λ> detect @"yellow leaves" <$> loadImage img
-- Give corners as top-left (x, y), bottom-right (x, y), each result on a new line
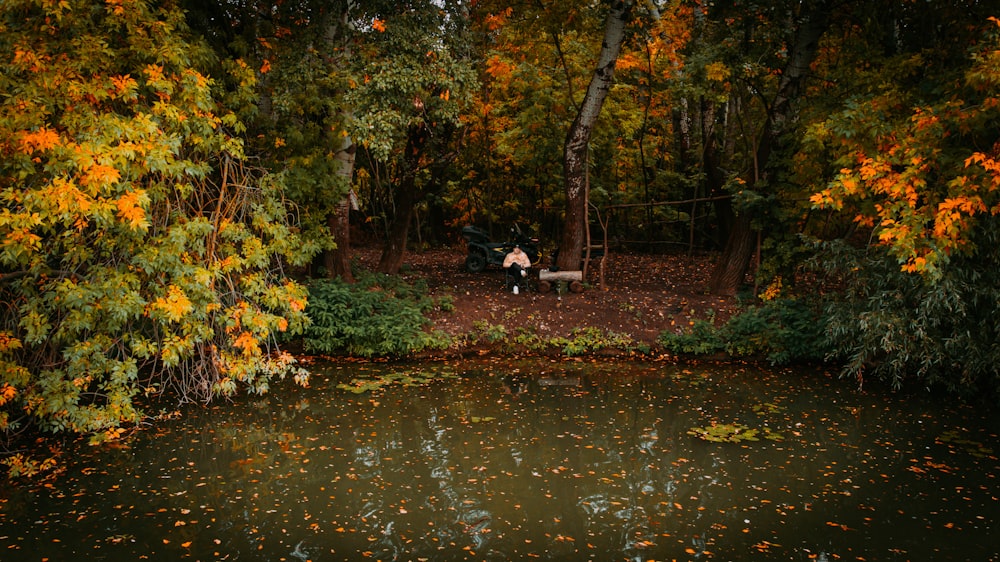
top-left (233, 331), bottom-right (261, 356)
top-left (615, 53), bottom-right (644, 72)
top-left (485, 56), bottom-right (513, 81)
top-left (759, 276), bottom-right (782, 302)
top-left (484, 7), bottom-right (512, 31)
top-left (809, 189), bottom-right (835, 208)
top-left (144, 63), bottom-right (164, 83)
top-left (932, 195), bottom-right (985, 246)
top-left (18, 128), bottom-right (61, 154)
top-left (705, 61), bottom-right (730, 82)
top-left (44, 177), bottom-right (92, 217)
top-left (840, 174), bottom-right (859, 195)
top-left (109, 74), bottom-right (137, 98)
top-left (152, 285), bottom-right (193, 323)
top-left (0, 332), bottom-right (23, 354)
top-left (106, 0), bottom-right (126, 16)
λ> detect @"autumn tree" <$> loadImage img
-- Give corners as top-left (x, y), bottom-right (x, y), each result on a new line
top-left (464, 1), bottom-right (690, 263)
top-left (806, 13), bottom-right (1000, 392)
top-left (184, 0), bottom-right (358, 281)
top-left (690, 0), bottom-right (833, 295)
top-left (343, 1), bottom-right (477, 274)
top-left (0, 0), bottom-right (313, 439)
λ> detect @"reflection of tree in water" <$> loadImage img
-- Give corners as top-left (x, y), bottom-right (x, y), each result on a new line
top-left (19, 359), bottom-right (999, 561)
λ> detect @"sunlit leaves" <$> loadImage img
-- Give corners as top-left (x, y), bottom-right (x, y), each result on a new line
top-left (809, 20), bottom-right (1000, 279)
top-left (0, 0), bottom-right (312, 440)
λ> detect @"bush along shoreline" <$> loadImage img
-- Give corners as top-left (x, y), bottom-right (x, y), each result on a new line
top-left (301, 272), bottom-right (832, 363)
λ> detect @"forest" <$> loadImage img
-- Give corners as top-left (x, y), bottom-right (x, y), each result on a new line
top-left (1, 0), bottom-right (999, 459)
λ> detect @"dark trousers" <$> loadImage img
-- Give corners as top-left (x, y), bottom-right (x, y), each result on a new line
top-left (507, 264), bottom-right (526, 288)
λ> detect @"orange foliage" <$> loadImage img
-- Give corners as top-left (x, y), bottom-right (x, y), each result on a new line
top-left (233, 331), bottom-right (260, 356)
top-left (18, 128), bottom-right (61, 153)
top-left (80, 163), bottom-right (121, 189)
top-left (115, 190), bottom-right (148, 230)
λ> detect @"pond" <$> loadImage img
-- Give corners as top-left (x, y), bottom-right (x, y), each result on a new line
top-left (1, 358), bottom-right (998, 561)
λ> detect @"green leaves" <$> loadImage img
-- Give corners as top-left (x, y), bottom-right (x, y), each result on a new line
top-left (687, 423), bottom-right (784, 443)
top-left (303, 273), bottom-right (452, 358)
top-left (0, 0), bottom-right (313, 438)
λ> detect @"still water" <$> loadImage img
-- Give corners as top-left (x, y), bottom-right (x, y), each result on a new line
top-left (1, 358), bottom-right (998, 561)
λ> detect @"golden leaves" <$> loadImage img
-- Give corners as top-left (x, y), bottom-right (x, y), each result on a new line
top-left (80, 163), bottom-right (121, 189)
top-left (109, 74), bottom-right (137, 98)
top-left (18, 128), bottom-right (61, 153)
top-left (0, 383), bottom-right (17, 406)
top-left (484, 8), bottom-right (512, 31)
top-left (233, 331), bottom-right (261, 356)
top-left (485, 56), bottom-right (513, 81)
top-left (106, 0), bottom-right (126, 16)
top-left (152, 285), bottom-right (193, 323)
top-left (115, 190), bottom-right (149, 230)
top-left (705, 61), bottom-right (730, 82)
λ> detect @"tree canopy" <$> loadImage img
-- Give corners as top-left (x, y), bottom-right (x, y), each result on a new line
top-left (3, 0), bottom-right (1000, 442)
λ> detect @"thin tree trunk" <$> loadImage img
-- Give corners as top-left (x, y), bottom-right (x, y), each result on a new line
top-left (557, 0), bottom-right (632, 272)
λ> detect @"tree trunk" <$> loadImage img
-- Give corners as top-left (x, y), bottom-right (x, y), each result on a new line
top-left (707, 213), bottom-right (754, 296)
top-left (376, 124), bottom-right (429, 274)
top-left (325, 134), bottom-right (356, 281)
top-left (707, 1), bottom-right (830, 295)
top-left (323, 3), bottom-right (357, 281)
top-left (557, 0), bottom-right (632, 272)
top-left (326, 197), bottom-right (354, 281)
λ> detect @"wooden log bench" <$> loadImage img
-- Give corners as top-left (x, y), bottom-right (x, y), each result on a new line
top-left (537, 269), bottom-right (584, 294)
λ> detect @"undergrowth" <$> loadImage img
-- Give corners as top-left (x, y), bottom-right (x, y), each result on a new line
top-left (468, 323), bottom-right (649, 356)
top-left (302, 273), bottom-right (452, 357)
top-left (659, 297), bottom-right (829, 364)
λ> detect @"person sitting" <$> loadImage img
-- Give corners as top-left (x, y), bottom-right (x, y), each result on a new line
top-left (503, 245), bottom-right (531, 292)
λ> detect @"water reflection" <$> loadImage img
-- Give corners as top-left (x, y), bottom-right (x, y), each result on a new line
top-left (1, 358), bottom-right (998, 561)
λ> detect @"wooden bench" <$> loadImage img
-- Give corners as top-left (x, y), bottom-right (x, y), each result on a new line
top-left (537, 269), bottom-right (584, 293)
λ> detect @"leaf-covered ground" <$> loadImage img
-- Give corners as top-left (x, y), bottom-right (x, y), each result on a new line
top-left (353, 246), bottom-right (739, 350)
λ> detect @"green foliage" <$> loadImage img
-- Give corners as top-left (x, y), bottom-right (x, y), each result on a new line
top-left (687, 423), bottom-right (784, 443)
top-left (0, 0), bottom-right (314, 439)
top-left (722, 298), bottom-right (829, 364)
top-left (813, 235), bottom-right (1000, 396)
top-left (658, 320), bottom-right (726, 355)
top-left (552, 327), bottom-right (645, 356)
top-left (465, 322), bottom-right (645, 356)
top-left (470, 321), bottom-right (509, 344)
top-left (659, 298), bottom-right (829, 365)
top-left (336, 368), bottom-right (459, 394)
top-left (302, 273), bottom-right (451, 357)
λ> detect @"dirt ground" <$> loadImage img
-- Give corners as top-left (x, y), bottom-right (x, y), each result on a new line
top-left (353, 245), bottom-right (740, 349)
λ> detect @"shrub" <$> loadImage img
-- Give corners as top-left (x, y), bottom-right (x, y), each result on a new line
top-left (814, 237), bottom-right (1000, 395)
top-left (554, 327), bottom-right (641, 356)
top-left (302, 273), bottom-right (451, 357)
top-left (658, 298), bottom-right (829, 364)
